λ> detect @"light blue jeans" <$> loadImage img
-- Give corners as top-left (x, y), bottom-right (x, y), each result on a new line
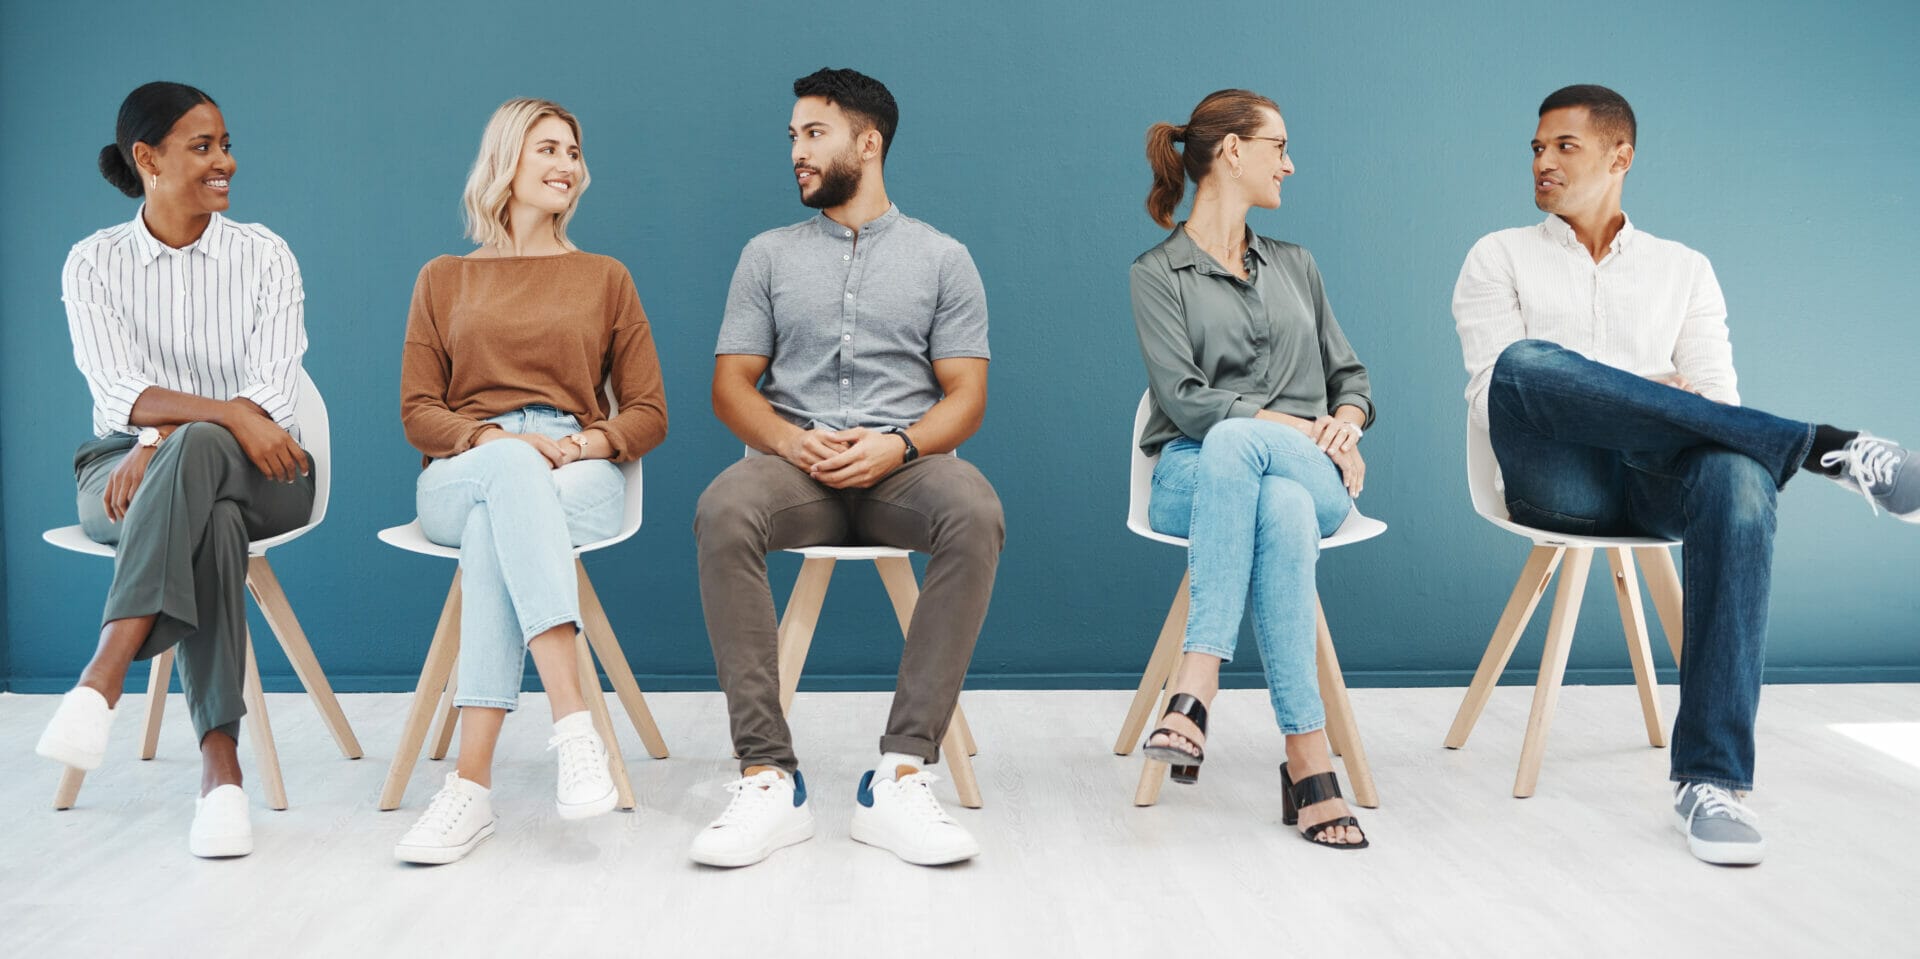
top-left (1147, 418), bottom-right (1354, 734)
top-left (417, 406), bottom-right (625, 711)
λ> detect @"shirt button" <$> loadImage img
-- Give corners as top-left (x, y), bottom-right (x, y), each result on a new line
top-left (843, 254), bottom-right (851, 261)
top-left (841, 378), bottom-right (850, 386)
top-left (844, 230), bottom-right (852, 237)
top-left (842, 334), bottom-right (852, 342)
top-left (845, 292), bottom-right (854, 299)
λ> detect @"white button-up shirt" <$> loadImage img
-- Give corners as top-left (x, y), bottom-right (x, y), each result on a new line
top-left (62, 208), bottom-right (307, 439)
top-left (1452, 213), bottom-right (1738, 431)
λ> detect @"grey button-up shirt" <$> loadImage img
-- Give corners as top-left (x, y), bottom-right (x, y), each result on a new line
top-left (717, 205), bottom-right (989, 431)
top-left (1131, 225), bottom-right (1373, 455)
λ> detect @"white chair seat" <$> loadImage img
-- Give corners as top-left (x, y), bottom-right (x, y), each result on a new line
top-left (784, 544), bottom-right (914, 560)
top-left (1126, 504), bottom-right (1388, 551)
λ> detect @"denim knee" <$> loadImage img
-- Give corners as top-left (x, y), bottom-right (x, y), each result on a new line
top-left (1688, 450), bottom-right (1778, 531)
top-left (1255, 478), bottom-right (1320, 554)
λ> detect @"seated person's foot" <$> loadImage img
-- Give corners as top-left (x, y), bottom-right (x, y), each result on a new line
top-left (689, 767), bottom-right (815, 868)
top-left (36, 686), bottom-right (116, 770)
top-left (1673, 782), bottom-right (1765, 866)
top-left (547, 710), bottom-right (616, 820)
top-left (1821, 434), bottom-right (1920, 523)
top-left (190, 784), bottom-right (253, 859)
top-left (850, 760), bottom-right (979, 866)
top-left (394, 773), bottom-right (495, 865)
top-left (1283, 741), bottom-right (1366, 847)
top-left (1143, 688), bottom-right (1214, 763)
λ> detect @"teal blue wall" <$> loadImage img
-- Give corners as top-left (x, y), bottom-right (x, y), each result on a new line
top-left (4, 0), bottom-right (1917, 694)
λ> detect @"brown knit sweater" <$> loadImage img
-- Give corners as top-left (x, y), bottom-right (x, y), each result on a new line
top-left (401, 251), bottom-right (667, 463)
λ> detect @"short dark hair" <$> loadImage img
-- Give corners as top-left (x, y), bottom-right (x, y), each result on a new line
top-left (1539, 84), bottom-right (1636, 147)
top-left (99, 81), bottom-right (217, 198)
top-left (793, 67), bottom-right (899, 161)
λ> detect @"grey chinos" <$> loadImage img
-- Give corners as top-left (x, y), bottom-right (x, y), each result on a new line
top-left (74, 422), bottom-right (314, 742)
top-left (696, 454), bottom-right (1004, 772)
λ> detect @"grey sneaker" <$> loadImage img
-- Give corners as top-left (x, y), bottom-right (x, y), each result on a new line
top-left (1673, 782), bottom-right (1766, 865)
top-left (1820, 433), bottom-right (1920, 523)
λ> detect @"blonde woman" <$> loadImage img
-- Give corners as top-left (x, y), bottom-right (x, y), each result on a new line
top-left (393, 98), bottom-right (668, 864)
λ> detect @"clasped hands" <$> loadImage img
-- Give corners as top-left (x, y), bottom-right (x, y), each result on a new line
top-left (478, 428), bottom-right (603, 467)
top-left (778, 427), bottom-right (906, 489)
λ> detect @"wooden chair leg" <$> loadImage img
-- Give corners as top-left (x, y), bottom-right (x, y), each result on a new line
top-left (141, 648), bottom-right (176, 760)
top-left (380, 573), bottom-right (463, 811)
top-left (942, 707), bottom-right (983, 808)
top-left (1608, 549), bottom-right (1667, 748)
top-left (954, 706), bottom-right (979, 758)
top-left (1514, 548), bottom-right (1594, 798)
top-left (53, 767), bottom-right (87, 810)
top-left (576, 632), bottom-right (635, 811)
top-left (428, 675), bottom-right (459, 761)
top-left (1134, 747), bottom-right (1170, 807)
top-left (1637, 546), bottom-right (1685, 665)
top-left (576, 562), bottom-right (668, 759)
top-left (1314, 596), bottom-right (1378, 809)
top-left (242, 634), bottom-right (289, 811)
top-left (776, 558), bottom-right (837, 715)
top-left (246, 556), bottom-right (363, 760)
top-left (1446, 546), bottom-right (1565, 748)
top-left (1115, 570), bottom-right (1190, 755)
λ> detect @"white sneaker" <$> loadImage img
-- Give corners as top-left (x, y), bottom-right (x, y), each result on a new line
top-left (688, 769), bottom-right (816, 867)
top-left (850, 768), bottom-right (980, 865)
top-left (1673, 782), bottom-right (1767, 866)
top-left (36, 687), bottom-right (117, 771)
top-left (548, 710), bottom-right (617, 820)
top-left (394, 773), bottom-right (496, 865)
top-left (189, 784), bottom-right (254, 859)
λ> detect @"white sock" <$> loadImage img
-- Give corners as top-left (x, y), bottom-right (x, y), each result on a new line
top-left (875, 752), bottom-right (922, 781)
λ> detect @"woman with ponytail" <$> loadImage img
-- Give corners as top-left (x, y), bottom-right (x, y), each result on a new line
top-left (37, 82), bottom-right (315, 858)
top-left (1131, 89), bottom-right (1376, 849)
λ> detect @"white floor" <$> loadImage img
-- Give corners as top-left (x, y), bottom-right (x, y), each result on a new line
top-left (2, 683), bottom-right (1917, 957)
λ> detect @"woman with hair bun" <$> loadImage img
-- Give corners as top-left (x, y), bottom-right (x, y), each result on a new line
top-left (36, 81), bottom-right (315, 858)
top-left (1131, 89), bottom-right (1375, 848)
top-left (391, 98), bottom-right (667, 864)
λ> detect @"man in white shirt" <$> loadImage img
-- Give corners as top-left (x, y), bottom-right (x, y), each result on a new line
top-left (1452, 84), bottom-right (1917, 866)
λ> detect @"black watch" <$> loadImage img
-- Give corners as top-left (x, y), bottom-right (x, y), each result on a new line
top-left (881, 425), bottom-right (919, 463)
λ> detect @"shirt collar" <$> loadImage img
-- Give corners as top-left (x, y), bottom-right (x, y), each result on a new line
top-left (814, 203), bottom-right (901, 239)
top-left (1162, 222), bottom-right (1267, 276)
top-left (128, 205), bottom-right (227, 265)
top-left (1540, 211), bottom-right (1637, 255)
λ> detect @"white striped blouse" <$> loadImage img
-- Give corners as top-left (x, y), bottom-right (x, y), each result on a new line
top-left (62, 207), bottom-right (307, 439)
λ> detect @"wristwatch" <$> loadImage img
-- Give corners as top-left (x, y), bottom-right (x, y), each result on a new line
top-left (880, 425), bottom-right (919, 463)
top-left (136, 427), bottom-right (161, 448)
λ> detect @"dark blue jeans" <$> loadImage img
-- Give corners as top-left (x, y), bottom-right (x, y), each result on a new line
top-left (1488, 340), bottom-right (1817, 791)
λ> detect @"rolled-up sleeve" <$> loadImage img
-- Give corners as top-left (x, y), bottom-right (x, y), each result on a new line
top-left (63, 246), bottom-right (155, 435)
top-left (1672, 251), bottom-right (1739, 406)
top-left (232, 238), bottom-right (306, 430)
top-left (1305, 252), bottom-right (1374, 428)
top-left (1131, 253), bottom-right (1260, 438)
top-left (1452, 235), bottom-right (1529, 432)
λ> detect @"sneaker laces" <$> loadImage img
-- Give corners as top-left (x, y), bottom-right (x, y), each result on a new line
top-left (414, 778), bottom-right (475, 836)
top-left (711, 772), bottom-right (785, 829)
top-left (893, 771), bottom-right (958, 825)
top-left (547, 727), bottom-right (608, 792)
top-left (1821, 435), bottom-right (1902, 515)
top-left (1683, 783), bottom-right (1760, 827)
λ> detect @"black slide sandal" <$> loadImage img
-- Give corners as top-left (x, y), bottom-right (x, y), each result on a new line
top-left (1280, 762), bottom-right (1370, 850)
top-left (1142, 693), bottom-right (1209, 784)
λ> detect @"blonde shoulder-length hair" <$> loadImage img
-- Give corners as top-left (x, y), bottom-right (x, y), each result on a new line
top-left (461, 98), bottom-right (590, 249)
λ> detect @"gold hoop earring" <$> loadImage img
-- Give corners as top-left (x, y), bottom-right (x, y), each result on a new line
top-left (149, 174), bottom-right (158, 190)
top-left (1230, 166), bottom-right (1243, 180)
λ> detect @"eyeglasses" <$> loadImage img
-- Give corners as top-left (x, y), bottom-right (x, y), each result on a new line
top-left (1238, 135), bottom-right (1289, 158)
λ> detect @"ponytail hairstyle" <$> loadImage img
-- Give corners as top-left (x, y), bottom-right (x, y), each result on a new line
top-left (462, 97), bottom-right (590, 250)
top-left (1144, 89), bottom-right (1282, 228)
top-left (99, 81), bottom-right (217, 198)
